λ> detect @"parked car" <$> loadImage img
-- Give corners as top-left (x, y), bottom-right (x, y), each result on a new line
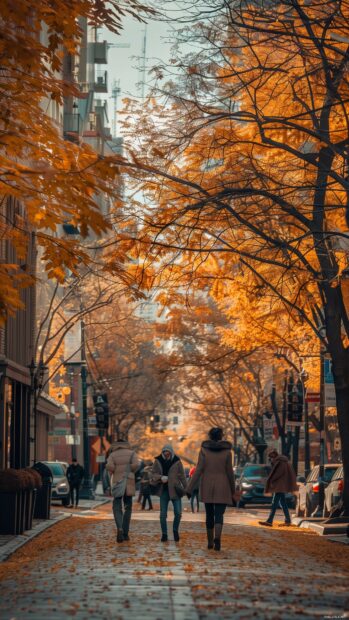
top-left (324, 465), bottom-right (343, 517)
top-left (296, 464), bottom-right (340, 517)
top-left (237, 463), bottom-right (296, 509)
top-left (43, 461), bottom-right (70, 506)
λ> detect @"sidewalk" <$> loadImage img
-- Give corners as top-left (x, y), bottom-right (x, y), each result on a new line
top-left (0, 496), bottom-right (111, 563)
top-left (0, 504), bottom-right (348, 619)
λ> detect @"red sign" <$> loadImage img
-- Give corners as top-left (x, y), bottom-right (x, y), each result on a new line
top-left (305, 392), bottom-right (320, 403)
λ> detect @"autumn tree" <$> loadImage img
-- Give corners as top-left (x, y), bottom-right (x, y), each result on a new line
top-left (118, 0), bottom-right (349, 510)
top-left (0, 0), bottom-right (152, 319)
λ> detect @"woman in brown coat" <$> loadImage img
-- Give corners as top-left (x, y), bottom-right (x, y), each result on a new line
top-left (106, 439), bottom-right (140, 543)
top-left (187, 427), bottom-right (235, 551)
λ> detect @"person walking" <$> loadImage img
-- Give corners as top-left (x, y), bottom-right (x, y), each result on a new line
top-left (188, 466), bottom-right (200, 513)
top-left (150, 444), bottom-right (186, 542)
top-left (259, 450), bottom-right (298, 527)
top-left (140, 462), bottom-right (153, 510)
top-left (187, 427), bottom-right (235, 551)
top-left (66, 458), bottom-right (85, 508)
top-left (106, 438), bottom-right (140, 543)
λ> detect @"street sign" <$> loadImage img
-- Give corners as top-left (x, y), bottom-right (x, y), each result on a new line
top-left (96, 455), bottom-right (106, 463)
top-left (66, 435), bottom-right (81, 445)
top-left (305, 392), bottom-right (320, 403)
top-left (48, 429), bottom-right (69, 436)
top-left (88, 428), bottom-right (99, 436)
top-left (324, 359), bottom-right (336, 407)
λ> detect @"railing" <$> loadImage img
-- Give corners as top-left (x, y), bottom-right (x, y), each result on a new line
top-left (91, 41), bottom-right (108, 64)
top-left (63, 113), bottom-right (82, 135)
top-left (94, 70), bottom-right (108, 93)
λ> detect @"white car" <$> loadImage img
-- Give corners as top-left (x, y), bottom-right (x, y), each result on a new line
top-left (43, 461), bottom-right (70, 506)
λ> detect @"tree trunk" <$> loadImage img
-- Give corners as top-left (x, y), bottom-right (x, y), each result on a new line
top-left (333, 380), bottom-right (349, 514)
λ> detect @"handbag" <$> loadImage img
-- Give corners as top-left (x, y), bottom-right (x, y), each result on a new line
top-left (174, 482), bottom-right (186, 498)
top-left (111, 452), bottom-right (134, 498)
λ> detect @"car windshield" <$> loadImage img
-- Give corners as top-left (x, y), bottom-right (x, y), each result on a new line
top-left (324, 467), bottom-right (339, 483)
top-left (243, 465), bottom-right (271, 478)
top-left (47, 463), bottom-right (64, 477)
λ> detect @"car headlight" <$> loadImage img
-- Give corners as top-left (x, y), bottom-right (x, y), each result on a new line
top-left (57, 483), bottom-right (68, 490)
top-left (242, 482), bottom-right (253, 489)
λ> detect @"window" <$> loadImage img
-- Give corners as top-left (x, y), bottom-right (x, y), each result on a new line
top-left (47, 463), bottom-right (65, 476)
top-left (324, 466), bottom-right (339, 483)
top-left (243, 465), bottom-right (271, 478)
top-left (332, 466), bottom-right (344, 481)
top-left (308, 466), bottom-right (319, 482)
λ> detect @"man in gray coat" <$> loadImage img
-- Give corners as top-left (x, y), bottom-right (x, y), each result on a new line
top-left (150, 444), bottom-right (186, 542)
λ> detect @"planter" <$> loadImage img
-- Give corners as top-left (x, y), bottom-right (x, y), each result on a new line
top-left (24, 489), bottom-right (37, 531)
top-left (34, 482), bottom-right (51, 520)
top-left (0, 491), bottom-right (22, 535)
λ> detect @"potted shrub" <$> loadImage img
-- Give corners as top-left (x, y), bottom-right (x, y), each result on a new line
top-left (0, 469), bottom-right (25, 535)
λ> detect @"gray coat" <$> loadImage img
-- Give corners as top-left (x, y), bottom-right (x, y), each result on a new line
top-left (150, 455), bottom-right (187, 500)
top-left (187, 440), bottom-right (235, 504)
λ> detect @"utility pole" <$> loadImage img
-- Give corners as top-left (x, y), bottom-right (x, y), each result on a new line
top-left (80, 319), bottom-right (94, 500)
top-left (317, 345), bottom-right (326, 515)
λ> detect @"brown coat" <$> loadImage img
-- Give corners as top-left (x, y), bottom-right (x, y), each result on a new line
top-left (265, 455), bottom-right (298, 494)
top-left (106, 441), bottom-right (140, 496)
top-left (187, 440), bottom-right (235, 504)
top-left (150, 455), bottom-right (187, 500)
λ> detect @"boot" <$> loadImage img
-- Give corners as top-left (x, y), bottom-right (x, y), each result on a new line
top-left (214, 523), bottom-right (223, 551)
top-left (116, 530), bottom-right (124, 543)
top-left (206, 528), bottom-right (214, 549)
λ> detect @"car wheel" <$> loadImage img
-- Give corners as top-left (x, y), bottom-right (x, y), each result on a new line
top-left (62, 497), bottom-right (70, 507)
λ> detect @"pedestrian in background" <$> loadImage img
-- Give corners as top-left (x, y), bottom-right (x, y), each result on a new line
top-left (140, 461), bottom-right (153, 510)
top-left (187, 427), bottom-right (235, 551)
top-left (150, 444), bottom-right (186, 542)
top-left (188, 465), bottom-right (200, 513)
top-left (106, 438), bottom-right (140, 543)
top-left (259, 450), bottom-right (298, 527)
top-left (66, 458), bottom-right (85, 508)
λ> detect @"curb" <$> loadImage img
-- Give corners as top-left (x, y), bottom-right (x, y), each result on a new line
top-left (0, 513), bottom-right (71, 563)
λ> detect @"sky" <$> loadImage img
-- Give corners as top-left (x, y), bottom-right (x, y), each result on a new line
top-left (101, 15), bottom-right (173, 135)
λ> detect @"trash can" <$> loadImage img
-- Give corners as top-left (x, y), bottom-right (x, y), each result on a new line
top-left (32, 462), bottom-right (53, 519)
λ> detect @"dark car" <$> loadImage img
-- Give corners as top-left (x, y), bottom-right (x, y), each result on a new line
top-left (296, 464), bottom-right (340, 518)
top-left (237, 463), bottom-right (297, 509)
top-left (324, 465), bottom-right (343, 517)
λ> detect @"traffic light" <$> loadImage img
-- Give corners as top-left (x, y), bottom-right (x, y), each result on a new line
top-left (93, 393), bottom-right (109, 430)
top-left (287, 375), bottom-right (303, 424)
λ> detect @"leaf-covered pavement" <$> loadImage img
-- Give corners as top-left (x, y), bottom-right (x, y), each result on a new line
top-left (0, 504), bottom-right (348, 619)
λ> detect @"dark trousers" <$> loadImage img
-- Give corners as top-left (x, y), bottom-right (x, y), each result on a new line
top-left (113, 494), bottom-right (133, 535)
top-left (160, 487), bottom-right (182, 535)
top-left (70, 483), bottom-right (81, 506)
top-left (267, 492), bottom-right (291, 524)
top-left (205, 503), bottom-right (226, 528)
top-left (142, 494), bottom-right (153, 509)
top-left (190, 489), bottom-right (199, 512)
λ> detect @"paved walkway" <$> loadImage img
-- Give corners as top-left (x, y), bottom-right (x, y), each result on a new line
top-left (0, 504), bottom-right (348, 619)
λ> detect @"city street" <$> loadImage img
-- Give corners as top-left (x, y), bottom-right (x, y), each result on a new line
top-left (0, 503), bottom-right (348, 620)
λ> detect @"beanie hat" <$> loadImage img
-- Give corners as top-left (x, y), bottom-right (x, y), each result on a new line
top-left (161, 444), bottom-right (174, 459)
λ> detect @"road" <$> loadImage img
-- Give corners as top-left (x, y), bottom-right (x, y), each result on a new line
top-left (0, 502), bottom-right (348, 619)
